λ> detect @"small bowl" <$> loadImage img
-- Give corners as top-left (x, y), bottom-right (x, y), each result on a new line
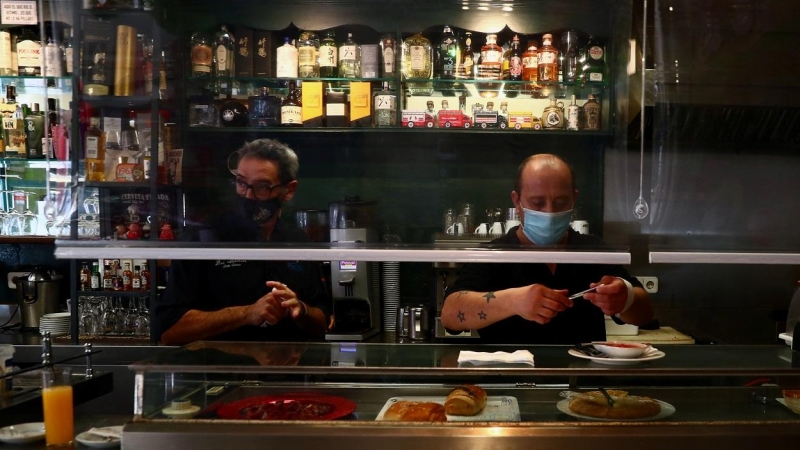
top-left (783, 390), bottom-right (800, 414)
top-left (591, 341), bottom-right (651, 358)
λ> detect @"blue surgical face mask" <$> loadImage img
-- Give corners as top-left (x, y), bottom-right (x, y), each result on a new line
top-left (520, 207), bottom-right (573, 245)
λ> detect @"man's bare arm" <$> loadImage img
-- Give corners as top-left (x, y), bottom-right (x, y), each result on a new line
top-left (160, 306), bottom-right (250, 346)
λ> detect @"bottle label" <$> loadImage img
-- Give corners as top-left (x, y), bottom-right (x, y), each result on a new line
top-left (409, 45), bottom-right (426, 71)
top-left (141, 277), bottom-right (148, 290)
top-left (276, 47), bottom-right (298, 78)
top-left (91, 275), bottom-right (100, 290)
top-left (339, 45), bottom-right (356, 62)
top-left (191, 44), bottom-right (212, 72)
top-left (566, 105), bottom-right (580, 130)
top-left (462, 55), bottom-right (473, 77)
top-left (281, 106), bottom-right (302, 124)
top-left (320, 46), bottom-right (337, 67)
top-left (374, 94), bottom-right (395, 111)
top-left (0, 31), bottom-right (12, 72)
top-left (123, 275), bottom-right (131, 286)
top-left (132, 278), bottom-right (141, 289)
top-left (86, 136), bottom-right (99, 159)
top-left (481, 49), bottom-right (502, 63)
top-left (65, 47), bottom-right (74, 74)
top-left (589, 72), bottom-right (603, 82)
top-left (216, 45), bottom-right (228, 68)
top-left (383, 47), bottom-right (394, 73)
top-left (509, 56), bottom-right (522, 77)
top-left (43, 45), bottom-right (63, 77)
top-left (298, 46), bottom-right (316, 66)
top-left (589, 46), bottom-right (604, 60)
top-left (522, 55), bottom-right (537, 70)
top-left (103, 278), bottom-right (113, 289)
top-left (17, 40), bottom-right (42, 75)
top-left (538, 51), bottom-right (556, 65)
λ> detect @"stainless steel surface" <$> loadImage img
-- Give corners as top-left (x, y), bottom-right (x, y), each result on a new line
top-left (649, 252), bottom-right (800, 265)
top-left (14, 268), bottom-right (62, 330)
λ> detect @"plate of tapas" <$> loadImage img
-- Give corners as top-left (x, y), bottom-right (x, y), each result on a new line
top-left (216, 393), bottom-right (356, 421)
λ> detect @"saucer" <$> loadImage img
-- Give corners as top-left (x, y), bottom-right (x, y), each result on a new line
top-left (568, 348), bottom-right (665, 365)
top-left (75, 426), bottom-right (123, 448)
top-left (162, 404), bottom-right (201, 418)
top-left (0, 422), bottom-right (45, 444)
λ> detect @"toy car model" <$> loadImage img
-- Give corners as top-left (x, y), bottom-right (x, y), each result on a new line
top-left (401, 111), bottom-right (435, 128)
top-left (438, 110), bottom-right (473, 128)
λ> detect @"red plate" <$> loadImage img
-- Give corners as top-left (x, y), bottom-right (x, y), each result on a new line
top-left (217, 393), bottom-right (356, 421)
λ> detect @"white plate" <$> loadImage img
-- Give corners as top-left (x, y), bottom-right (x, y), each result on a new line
top-left (556, 399), bottom-right (675, 421)
top-left (42, 312), bottom-right (71, 318)
top-left (568, 348), bottom-right (665, 365)
top-left (0, 422), bottom-right (45, 444)
top-left (162, 405), bottom-right (201, 418)
top-left (375, 396), bottom-right (521, 421)
top-left (75, 426), bottom-right (123, 448)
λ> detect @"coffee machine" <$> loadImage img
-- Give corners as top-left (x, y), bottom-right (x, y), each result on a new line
top-left (326, 197), bottom-right (381, 341)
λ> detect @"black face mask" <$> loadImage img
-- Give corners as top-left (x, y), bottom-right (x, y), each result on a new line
top-left (235, 196), bottom-right (282, 225)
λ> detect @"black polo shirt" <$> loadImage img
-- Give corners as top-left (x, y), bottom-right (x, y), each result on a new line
top-left (445, 228), bottom-right (642, 345)
top-left (154, 221), bottom-right (330, 342)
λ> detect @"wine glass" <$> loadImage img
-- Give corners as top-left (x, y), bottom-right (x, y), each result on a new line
top-left (101, 297), bottom-right (117, 335)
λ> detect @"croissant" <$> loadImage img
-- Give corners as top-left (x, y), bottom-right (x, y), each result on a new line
top-left (383, 401), bottom-right (447, 421)
top-left (444, 384), bottom-right (487, 416)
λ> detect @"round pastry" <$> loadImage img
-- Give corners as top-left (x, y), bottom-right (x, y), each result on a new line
top-left (383, 401), bottom-right (447, 421)
top-left (568, 390), bottom-right (661, 420)
top-left (444, 384), bottom-right (487, 416)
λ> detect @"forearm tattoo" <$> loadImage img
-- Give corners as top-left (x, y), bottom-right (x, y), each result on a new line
top-left (483, 292), bottom-right (496, 303)
top-left (478, 310), bottom-right (487, 320)
top-left (457, 310), bottom-right (466, 322)
top-left (456, 291), bottom-right (468, 300)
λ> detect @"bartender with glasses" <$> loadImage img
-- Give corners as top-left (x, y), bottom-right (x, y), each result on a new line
top-left (154, 139), bottom-right (329, 345)
top-left (442, 154), bottom-right (654, 344)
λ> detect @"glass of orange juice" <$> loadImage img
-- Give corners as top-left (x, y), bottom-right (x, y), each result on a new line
top-left (41, 367), bottom-right (74, 447)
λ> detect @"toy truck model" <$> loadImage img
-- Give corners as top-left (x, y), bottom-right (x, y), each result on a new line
top-left (401, 110), bottom-right (435, 128)
top-left (508, 112), bottom-right (543, 130)
top-left (438, 110), bottom-right (473, 128)
top-left (473, 110), bottom-right (508, 129)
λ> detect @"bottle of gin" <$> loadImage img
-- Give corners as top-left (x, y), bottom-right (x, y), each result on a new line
top-left (581, 36), bottom-right (606, 83)
top-left (190, 31), bottom-right (212, 78)
top-left (402, 31), bottom-right (432, 95)
top-left (319, 30), bottom-right (337, 77)
top-left (276, 37), bottom-right (298, 78)
top-left (298, 30), bottom-right (320, 78)
top-left (373, 82), bottom-right (396, 127)
top-left (24, 103), bottom-right (45, 158)
top-left (337, 33), bottom-right (361, 79)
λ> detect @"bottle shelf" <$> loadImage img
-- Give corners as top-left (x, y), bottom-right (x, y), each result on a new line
top-left (185, 126), bottom-right (610, 135)
top-left (188, 76), bottom-right (396, 84)
top-left (80, 96), bottom-right (157, 108)
top-left (77, 290), bottom-right (151, 297)
top-left (0, 75), bottom-right (73, 82)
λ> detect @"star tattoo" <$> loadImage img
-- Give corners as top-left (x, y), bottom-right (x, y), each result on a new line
top-left (478, 311), bottom-right (487, 320)
top-left (456, 291), bottom-right (468, 300)
top-left (483, 292), bottom-right (496, 303)
top-left (457, 310), bottom-right (466, 322)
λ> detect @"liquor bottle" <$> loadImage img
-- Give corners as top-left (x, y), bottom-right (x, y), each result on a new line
top-left (63, 29), bottom-right (74, 75)
top-left (142, 37), bottom-right (154, 96)
top-left (102, 264), bottom-right (113, 290)
top-left (477, 34), bottom-right (502, 98)
top-left (566, 95), bottom-right (581, 131)
top-left (85, 117), bottom-right (106, 182)
top-left (542, 98), bottom-right (565, 129)
top-left (297, 30), bottom-right (320, 78)
top-left (122, 262), bottom-right (133, 291)
top-left (132, 265), bottom-right (142, 291)
top-left (16, 26), bottom-right (42, 76)
top-left (276, 37), bottom-right (298, 78)
top-left (402, 31), bottom-right (432, 95)
top-left (337, 32), bottom-right (360, 79)
top-left (43, 35), bottom-right (64, 77)
top-left (46, 98), bottom-right (62, 160)
top-left (219, 97), bottom-right (248, 127)
top-left (80, 262), bottom-right (91, 291)
top-left (537, 33), bottom-right (559, 82)
top-left (435, 25), bottom-right (458, 82)
top-left (112, 262), bottom-right (123, 291)
top-left (91, 262), bottom-right (101, 291)
top-left (190, 31), bottom-right (212, 77)
top-left (581, 36), bottom-right (606, 83)
top-left (373, 82), bottom-right (396, 127)
top-left (214, 25), bottom-right (235, 78)
top-left (505, 35), bottom-right (523, 98)
top-left (380, 34), bottom-right (395, 78)
top-left (458, 31), bottom-right (474, 80)
top-left (159, 49), bottom-right (169, 100)
top-left (140, 264), bottom-right (150, 292)
top-left (3, 86), bottom-right (26, 158)
top-left (24, 103), bottom-right (45, 158)
top-left (319, 30), bottom-right (337, 77)
top-left (281, 81), bottom-right (302, 126)
top-left (85, 42), bottom-right (110, 96)
top-left (583, 93), bottom-right (601, 130)
top-left (560, 30), bottom-right (579, 83)
top-left (0, 29), bottom-right (14, 75)
top-left (522, 40), bottom-right (538, 96)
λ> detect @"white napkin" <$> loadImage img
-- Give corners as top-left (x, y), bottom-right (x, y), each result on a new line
top-left (457, 350), bottom-right (534, 366)
top-left (86, 427), bottom-right (122, 440)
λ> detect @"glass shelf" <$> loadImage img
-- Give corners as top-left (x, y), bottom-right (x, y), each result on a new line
top-left (0, 75), bottom-right (73, 82)
top-left (0, 158), bottom-right (72, 169)
top-left (185, 126), bottom-right (611, 136)
top-left (77, 290), bottom-right (151, 297)
top-left (80, 96), bottom-right (157, 107)
top-left (188, 76), bottom-right (397, 84)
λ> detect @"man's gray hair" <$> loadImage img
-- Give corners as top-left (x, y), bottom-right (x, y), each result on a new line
top-left (235, 139), bottom-right (299, 184)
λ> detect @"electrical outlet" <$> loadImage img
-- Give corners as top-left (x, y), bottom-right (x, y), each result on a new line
top-left (8, 272), bottom-right (28, 289)
top-left (635, 276), bottom-right (659, 294)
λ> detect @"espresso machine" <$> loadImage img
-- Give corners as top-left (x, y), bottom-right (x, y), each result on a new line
top-left (325, 197), bottom-right (381, 341)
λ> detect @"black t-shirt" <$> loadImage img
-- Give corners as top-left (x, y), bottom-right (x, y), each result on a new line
top-left (154, 220), bottom-right (330, 342)
top-left (445, 228), bottom-right (642, 345)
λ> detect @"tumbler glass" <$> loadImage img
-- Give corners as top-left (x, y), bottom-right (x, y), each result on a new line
top-left (41, 367), bottom-right (74, 447)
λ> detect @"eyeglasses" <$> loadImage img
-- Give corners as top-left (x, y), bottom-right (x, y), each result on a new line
top-left (231, 177), bottom-right (284, 199)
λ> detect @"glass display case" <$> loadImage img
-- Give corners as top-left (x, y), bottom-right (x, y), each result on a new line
top-left (121, 341), bottom-right (800, 449)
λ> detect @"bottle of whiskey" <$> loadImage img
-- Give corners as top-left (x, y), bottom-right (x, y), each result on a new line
top-left (581, 36), bottom-right (606, 83)
top-left (522, 40), bottom-right (538, 96)
top-left (373, 82), bottom-right (396, 127)
top-left (477, 34), bottom-right (502, 98)
top-left (583, 93), bottom-right (601, 130)
top-left (80, 262), bottom-right (91, 291)
top-left (16, 26), bottom-right (42, 76)
top-left (140, 264), bottom-right (150, 292)
top-left (102, 264), bottom-right (113, 290)
top-left (24, 103), bottom-right (45, 158)
top-left (337, 33), bottom-right (361, 79)
top-left (402, 31), bottom-right (432, 96)
top-left (122, 262), bottom-right (133, 291)
top-left (505, 35), bottom-right (523, 98)
top-left (276, 37), bottom-right (298, 78)
top-left (297, 30), bottom-right (320, 78)
top-left (90, 262), bottom-right (101, 291)
top-left (537, 33), bottom-right (559, 82)
top-left (85, 117), bottom-right (106, 182)
top-left (319, 30), bottom-right (337, 77)
top-left (132, 265), bottom-right (142, 291)
top-left (458, 31), bottom-right (474, 80)
top-left (190, 31), bottom-right (212, 77)
top-left (280, 81), bottom-right (302, 126)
